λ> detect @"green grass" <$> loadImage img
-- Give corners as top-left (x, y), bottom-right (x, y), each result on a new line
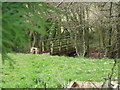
top-left (2, 53), bottom-right (118, 88)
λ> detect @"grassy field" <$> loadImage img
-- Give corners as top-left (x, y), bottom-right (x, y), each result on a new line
top-left (2, 53), bottom-right (118, 88)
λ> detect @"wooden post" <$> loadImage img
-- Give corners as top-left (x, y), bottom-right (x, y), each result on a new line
top-left (67, 36), bottom-right (70, 52)
top-left (42, 41), bottom-right (45, 53)
top-left (59, 37), bottom-right (62, 55)
top-left (65, 36), bottom-right (67, 55)
top-left (50, 40), bottom-right (54, 55)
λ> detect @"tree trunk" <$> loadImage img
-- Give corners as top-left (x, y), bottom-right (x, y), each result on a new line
top-left (107, 2), bottom-right (113, 58)
top-left (108, 2), bottom-right (113, 46)
top-left (83, 28), bottom-right (89, 57)
top-left (83, 6), bottom-right (89, 57)
top-left (116, 2), bottom-right (120, 86)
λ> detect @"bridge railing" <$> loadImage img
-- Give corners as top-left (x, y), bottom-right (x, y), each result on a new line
top-left (39, 36), bottom-right (75, 55)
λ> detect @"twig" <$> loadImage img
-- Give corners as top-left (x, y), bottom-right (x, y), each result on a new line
top-left (66, 2), bottom-right (73, 9)
top-left (56, 0), bottom-right (64, 8)
top-left (102, 59), bottom-right (117, 88)
top-left (88, 80), bottom-right (98, 88)
top-left (108, 59), bottom-right (117, 81)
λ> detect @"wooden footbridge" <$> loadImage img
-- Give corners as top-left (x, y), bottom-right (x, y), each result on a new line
top-left (37, 36), bottom-right (76, 56)
top-left (30, 36), bottom-right (106, 58)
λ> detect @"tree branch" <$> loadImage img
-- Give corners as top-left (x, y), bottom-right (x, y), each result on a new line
top-left (56, 0), bottom-right (64, 8)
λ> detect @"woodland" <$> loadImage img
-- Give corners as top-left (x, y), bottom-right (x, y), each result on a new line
top-left (2, 2), bottom-right (120, 59)
top-left (1, 2), bottom-right (120, 88)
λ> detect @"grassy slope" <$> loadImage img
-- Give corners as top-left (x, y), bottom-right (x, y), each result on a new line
top-left (2, 53), bottom-right (118, 88)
